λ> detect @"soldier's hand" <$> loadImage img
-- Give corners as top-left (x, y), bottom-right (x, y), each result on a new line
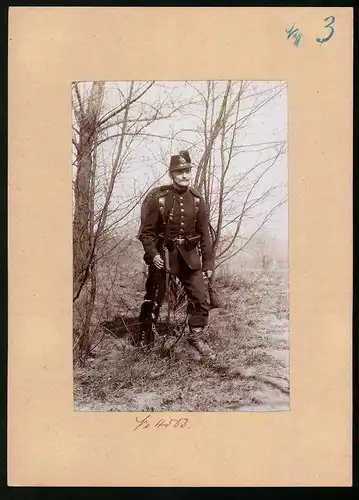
top-left (203, 270), bottom-right (212, 279)
top-left (153, 254), bottom-right (164, 269)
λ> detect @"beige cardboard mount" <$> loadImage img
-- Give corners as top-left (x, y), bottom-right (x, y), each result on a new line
top-left (8, 7), bottom-right (352, 487)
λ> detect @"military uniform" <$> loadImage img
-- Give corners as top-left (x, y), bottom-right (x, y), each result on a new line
top-left (138, 151), bottom-right (215, 357)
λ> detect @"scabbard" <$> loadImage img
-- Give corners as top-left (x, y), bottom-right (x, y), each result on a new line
top-left (164, 247), bottom-right (170, 292)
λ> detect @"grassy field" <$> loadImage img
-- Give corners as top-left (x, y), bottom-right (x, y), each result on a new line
top-left (73, 269), bottom-right (289, 412)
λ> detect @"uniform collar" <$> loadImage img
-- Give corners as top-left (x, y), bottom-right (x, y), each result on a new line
top-left (170, 184), bottom-right (189, 195)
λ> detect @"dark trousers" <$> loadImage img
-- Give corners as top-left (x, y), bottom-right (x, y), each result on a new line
top-left (140, 253), bottom-right (209, 328)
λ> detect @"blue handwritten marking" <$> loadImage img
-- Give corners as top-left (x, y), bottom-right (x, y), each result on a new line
top-left (316, 16), bottom-right (335, 44)
top-left (285, 23), bottom-right (302, 47)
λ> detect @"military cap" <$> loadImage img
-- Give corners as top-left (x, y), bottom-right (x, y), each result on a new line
top-left (169, 150), bottom-right (192, 173)
top-left (178, 150), bottom-right (191, 163)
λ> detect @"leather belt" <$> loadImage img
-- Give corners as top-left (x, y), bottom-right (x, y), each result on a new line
top-left (158, 234), bottom-right (186, 248)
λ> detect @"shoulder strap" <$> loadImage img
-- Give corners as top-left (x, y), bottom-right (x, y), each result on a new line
top-left (189, 186), bottom-right (202, 198)
top-left (158, 196), bottom-right (166, 222)
top-left (193, 196), bottom-right (200, 226)
top-left (137, 187), bottom-right (169, 238)
top-left (162, 194), bottom-right (176, 250)
top-left (158, 191), bottom-right (176, 224)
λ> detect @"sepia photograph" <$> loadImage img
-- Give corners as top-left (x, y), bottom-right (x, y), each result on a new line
top-left (8, 6), bottom-right (352, 486)
top-left (72, 80), bottom-right (289, 412)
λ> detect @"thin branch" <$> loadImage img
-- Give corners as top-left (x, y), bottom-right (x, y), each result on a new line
top-left (98, 81), bottom-right (155, 128)
top-left (216, 199), bottom-right (287, 268)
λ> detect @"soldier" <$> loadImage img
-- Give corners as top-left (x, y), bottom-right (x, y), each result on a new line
top-left (138, 150), bottom-right (215, 358)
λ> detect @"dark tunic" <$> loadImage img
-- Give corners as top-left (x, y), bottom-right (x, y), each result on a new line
top-left (138, 184), bottom-right (214, 328)
top-left (139, 185), bottom-right (214, 274)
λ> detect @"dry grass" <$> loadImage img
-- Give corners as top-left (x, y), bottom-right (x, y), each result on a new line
top-left (73, 269), bottom-right (289, 412)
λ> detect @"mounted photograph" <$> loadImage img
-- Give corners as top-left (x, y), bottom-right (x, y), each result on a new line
top-left (72, 80), bottom-right (289, 412)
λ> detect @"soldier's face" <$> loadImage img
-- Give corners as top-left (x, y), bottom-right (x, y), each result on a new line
top-left (171, 168), bottom-right (191, 188)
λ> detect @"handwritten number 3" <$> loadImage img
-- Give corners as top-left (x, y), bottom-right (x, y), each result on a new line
top-left (316, 16), bottom-right (335, 44)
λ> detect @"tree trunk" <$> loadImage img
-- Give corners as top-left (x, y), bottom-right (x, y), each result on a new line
top-left (73, 81), bottom-right (105, 301)
top-left (79, 260), bottom-right (97, 361)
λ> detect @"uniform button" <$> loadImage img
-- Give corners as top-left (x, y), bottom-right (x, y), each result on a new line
top-left (180, 203), bottom-right (183, 206)
top-left (180, 209), bottom-right (184, 212)
top-left (179, 197), bottom-right (183, 200)
top-left (180, 222), bottom-right (184, 225)
top-left (180, 229), bottom-right (184, 233)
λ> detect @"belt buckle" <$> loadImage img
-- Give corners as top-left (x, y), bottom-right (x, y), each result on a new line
top-left (176, 236), bottom-right (185, 245)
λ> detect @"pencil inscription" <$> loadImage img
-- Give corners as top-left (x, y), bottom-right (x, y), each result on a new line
top-left (133, 414), bottom-right (190, 431)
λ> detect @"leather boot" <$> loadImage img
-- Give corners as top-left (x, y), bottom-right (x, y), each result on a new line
top-left (138, 329), bottom-right (146, 347)
top-left (138, 324), bottom-right (156, 348)
top-left (188, 327), bottom-right (215, 359)
top-left (138, 300), bottom-right (156, 348)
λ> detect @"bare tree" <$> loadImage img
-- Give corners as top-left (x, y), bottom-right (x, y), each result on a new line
top-left (72, 81), bottom-right (191, 360)
top-left (185, 81), bottom-right (287, 306)
top-left (72, 80), bottom-right (287, 361)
